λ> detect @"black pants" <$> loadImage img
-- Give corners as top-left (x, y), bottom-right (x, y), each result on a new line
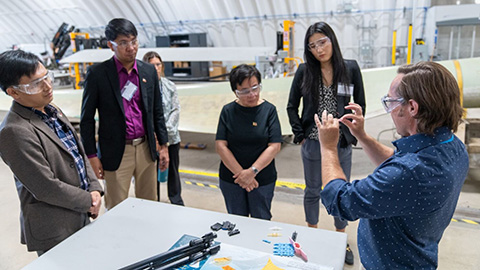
top-left (158, 143), bottom-right (184, 205)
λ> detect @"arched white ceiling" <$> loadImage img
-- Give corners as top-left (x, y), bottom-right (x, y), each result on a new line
top-left (0, 0), bottom-right (450, 67)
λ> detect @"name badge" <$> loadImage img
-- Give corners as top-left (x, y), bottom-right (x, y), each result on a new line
top-left (337, 83), bottom-right (354, 97)
top-left (121, 80), bottom-right (138, 101)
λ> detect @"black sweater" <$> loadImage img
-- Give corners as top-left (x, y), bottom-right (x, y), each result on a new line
top-left (286, 60), bottom-right (366, 146)
top-left (216, 100), bottom-right (282, 185)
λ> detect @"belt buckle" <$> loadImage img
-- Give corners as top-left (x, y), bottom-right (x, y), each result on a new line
top-left (132, 137), bottom-right (143, 146)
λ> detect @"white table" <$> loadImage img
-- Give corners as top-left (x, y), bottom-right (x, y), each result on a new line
top-left (23, 198), bottom-right (346, 270)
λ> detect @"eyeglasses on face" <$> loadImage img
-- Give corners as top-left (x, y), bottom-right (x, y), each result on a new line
top-left (308, 36), bottom-right (331, 51)
top-left (235, 84), bottom-right (262, 96)
top-left (381, 94), bottom-right (405, 113)
top-left (110, 39), bottom-right (139, 49)
top-left (13, 71), bottom-right (54, 95)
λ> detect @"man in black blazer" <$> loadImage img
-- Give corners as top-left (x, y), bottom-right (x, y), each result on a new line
top-left (81, 18), bottom-right (169, 210)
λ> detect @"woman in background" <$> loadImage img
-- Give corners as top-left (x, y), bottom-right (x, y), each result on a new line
top-left (215, 64), bottom-right (282, 220)
top-left (143, 51), bottom-right (184, 206)
top-left (286, 22), bottom-right (366, 265)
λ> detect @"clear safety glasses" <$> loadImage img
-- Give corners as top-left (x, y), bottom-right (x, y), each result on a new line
top-left (381, 94), bottom-right (405, 113)
top-left (235, 84), bottom-right (262, 96)
top-left (12, 71), bottom-right (54, 95)
top-left (308, 36), bottom-right (331, 51)
top-left (110, 39), bottom-right (139, 49)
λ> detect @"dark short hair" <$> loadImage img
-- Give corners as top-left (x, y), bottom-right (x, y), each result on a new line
top-left (396, 61), bottom-right (464, 134)
top-left (0, 50), bottom-right (40, 94)
top-left (229, 64), bottom-right (261, 92)
top-left (105, 18), bottom-right (137, 41)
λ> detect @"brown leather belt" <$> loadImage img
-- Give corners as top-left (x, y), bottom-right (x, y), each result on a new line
top-left (126, 136), bottom-right (145, 146)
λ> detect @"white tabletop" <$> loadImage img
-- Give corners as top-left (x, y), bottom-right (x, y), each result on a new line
top-left (23, 198), bottom-right (346, 270)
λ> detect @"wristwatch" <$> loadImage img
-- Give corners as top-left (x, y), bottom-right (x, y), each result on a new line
top-left (251, 166), bottom-right (259, 175)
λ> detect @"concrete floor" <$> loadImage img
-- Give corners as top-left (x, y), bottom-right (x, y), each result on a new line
top-left (1, 113), bottom-right (480, 269)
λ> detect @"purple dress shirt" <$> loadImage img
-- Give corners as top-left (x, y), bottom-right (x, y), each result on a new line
top-left (114, 57), bottom-right (145, 140)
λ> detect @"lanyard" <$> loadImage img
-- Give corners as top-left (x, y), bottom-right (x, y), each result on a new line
top-left (439, 135), bottom-right (455, 145)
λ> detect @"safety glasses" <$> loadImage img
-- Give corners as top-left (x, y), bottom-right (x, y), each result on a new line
top-left (308, 37), bottom-right (331, 51)
top-left (12, 71), bottom-right (54, 95)
top-left (110, 39), bottom-right (139, 49)
top-left (235, 84), bottom-right (262, 96)
top-left (381, 94), bottom-right (405, 113)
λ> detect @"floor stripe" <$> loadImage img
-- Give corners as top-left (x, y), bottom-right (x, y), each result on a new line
top-left (276, 180), bottom-right (306, 190)
top-left (179, 169), bottom-right (218, 178)
top-left (451, 218), bottom-right (480, 226)
top-left (179, 169), bottom-right (306, 190)
top-left (185, 181), bottom-right (215, 189)
top-left (461, 219), bottom-right (479, 225)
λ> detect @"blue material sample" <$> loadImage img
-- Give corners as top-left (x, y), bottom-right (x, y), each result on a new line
top-left (273, 243), bottom-right (294, 257)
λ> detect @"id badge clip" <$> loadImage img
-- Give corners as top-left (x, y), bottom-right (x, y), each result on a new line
top-left (338, 83), bottom-right (354, 97)
top-left (121, 80), bottom-right (138, 101)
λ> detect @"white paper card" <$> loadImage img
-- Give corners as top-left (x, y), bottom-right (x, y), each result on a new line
top-left (337, 83), bottom-right (353, 96)
top-left (121, 80), bottom-right (138, 101)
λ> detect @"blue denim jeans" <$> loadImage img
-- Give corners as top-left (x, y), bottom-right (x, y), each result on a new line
top-left (301, 138), bottom-right (352, 229)
top-left (219, 179), bottom-right (275, 220)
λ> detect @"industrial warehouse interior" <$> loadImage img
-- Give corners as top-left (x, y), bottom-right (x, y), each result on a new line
top-left (1, 0), bottom-right (480, 269)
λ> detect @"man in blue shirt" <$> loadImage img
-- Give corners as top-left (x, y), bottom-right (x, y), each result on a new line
top-left (315, 61), bottom-right (468, 269)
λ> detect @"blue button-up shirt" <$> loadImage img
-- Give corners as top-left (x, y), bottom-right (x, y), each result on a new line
top-left (321, 126), bottom-right (468, 269)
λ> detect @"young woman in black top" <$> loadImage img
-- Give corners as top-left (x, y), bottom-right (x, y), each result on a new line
top-left (286, 22), bottom-right (366, 265)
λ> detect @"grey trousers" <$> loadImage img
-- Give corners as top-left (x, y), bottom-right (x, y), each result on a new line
top-left (301, 138), bottom-right (352, 228)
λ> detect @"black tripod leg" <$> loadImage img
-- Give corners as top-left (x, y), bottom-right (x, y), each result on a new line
top-left (120, 233), bottom-right (217, 270)
top-left (156, 244), bottom-right (221, 270)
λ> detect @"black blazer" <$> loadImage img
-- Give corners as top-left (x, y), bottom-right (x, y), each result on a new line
top-left (80, 58), bottom-right (168, 171)
top-left (286, 60), bottom-right (366, 146)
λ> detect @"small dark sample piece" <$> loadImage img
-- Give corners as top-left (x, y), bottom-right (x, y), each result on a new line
top-left (221, 221), bottom-right (236, 231)
top-left (292, 231), bottom-right (298, 242)
top-left (228, 229), bottom-right (240, 236)
top-left (210, 222), bottom-right (223, 231)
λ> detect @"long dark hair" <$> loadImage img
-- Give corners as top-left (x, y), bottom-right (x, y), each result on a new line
top-left (302, 22), bottom-right (348, 102)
